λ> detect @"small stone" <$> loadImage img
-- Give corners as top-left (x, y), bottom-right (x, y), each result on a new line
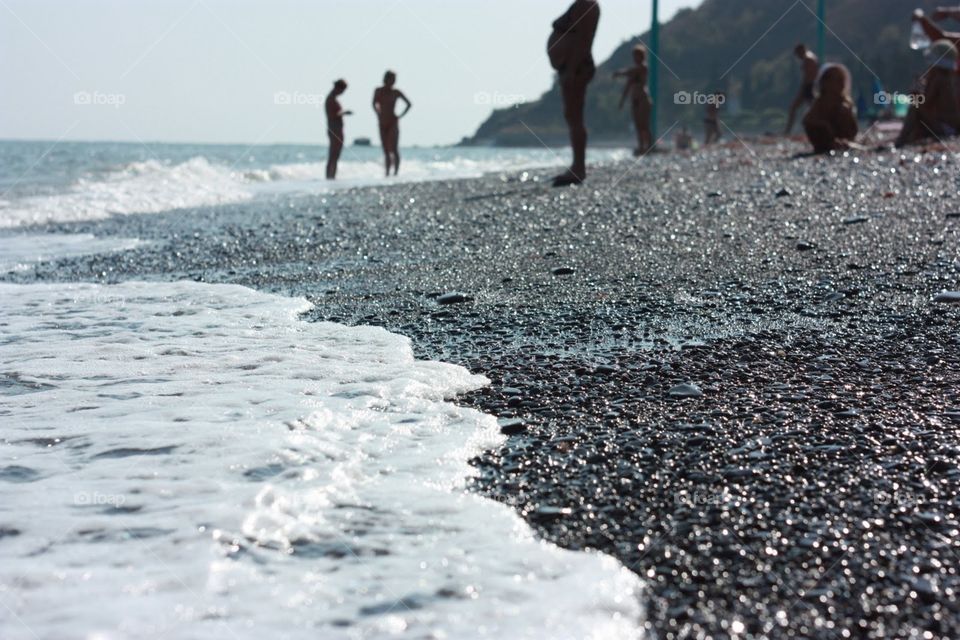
top-left (843, 216), bottom-right (869, 225)
top-left (775, 188), bottom-right (791, 198)
top-left (531, 505), bottom-right (573, 523)
top-left (595, 364), bottom-right (618, 375)
top-left (499, 419), bottom-right (527, 436)
top-left (796, 241), bottom-right (817, 252)
top-left (933, 292), bottom-right (960, 304)
top-left (551, 267), bottom-right (575, 276)
top-left (669, 383), bottom-right (703, 399)
top-left (437, 292), bottom-right (471, 305)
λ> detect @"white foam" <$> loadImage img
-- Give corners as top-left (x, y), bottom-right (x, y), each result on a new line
top-left (0, 281), bottom-right (644, 640)
top-left (0, 149), bottom-right (634, 228)
top-left (0, 158), bottom-right (252, 228)
top-left (0, 233), bottom-right (143, 272)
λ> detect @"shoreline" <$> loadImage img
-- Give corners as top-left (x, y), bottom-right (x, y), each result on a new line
top-left (4, 141), bottom-right (960, 638)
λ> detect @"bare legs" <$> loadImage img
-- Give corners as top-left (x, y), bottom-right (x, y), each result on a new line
top-left (379, 121), bottom-right (400, 176)
top-left (326, 130), bottom-right (344, 180)
top-left (633, 101), bottom-right (652, 155)
top-left (704, 121), bottom-right (721, 145)
top-left (785, 93), bottom-right (808, 135)
top-left (555, 73), bottom-right (591, 185)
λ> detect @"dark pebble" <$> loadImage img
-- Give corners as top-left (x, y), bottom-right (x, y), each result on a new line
top-left (499, 419), bottom-right (527, 436)
top-left (437, 292), bottom-right (471, 305)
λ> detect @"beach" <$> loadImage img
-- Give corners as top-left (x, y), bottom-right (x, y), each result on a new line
top-left (3, 139), bottom-right (960, 639)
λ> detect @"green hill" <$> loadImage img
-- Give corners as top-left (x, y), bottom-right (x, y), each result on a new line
top-left (464, 0), bottom-right (943, 146)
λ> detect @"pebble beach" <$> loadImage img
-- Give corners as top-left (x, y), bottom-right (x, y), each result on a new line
top-left (5, 139), bottom-right (960, 639)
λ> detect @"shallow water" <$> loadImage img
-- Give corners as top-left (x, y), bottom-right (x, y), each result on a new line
top-left (0, 280), bottom-right (644, 640)
top-left (0, 141), bottom-right (631, 228)
top-left (0, 233), bottom-right (143, 272)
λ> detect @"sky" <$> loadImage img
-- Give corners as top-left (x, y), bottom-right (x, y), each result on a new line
top-left (0, 0), bottom-right (702, 147)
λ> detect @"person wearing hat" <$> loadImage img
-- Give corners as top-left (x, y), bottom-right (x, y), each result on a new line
top-left (802, 64), bottom-right (858, 153)
top-left (896, 39), bottom-right (960, 147)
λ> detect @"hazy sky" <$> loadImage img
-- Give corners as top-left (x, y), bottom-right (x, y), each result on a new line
top-left (0, 0), bottom-right (701, 146)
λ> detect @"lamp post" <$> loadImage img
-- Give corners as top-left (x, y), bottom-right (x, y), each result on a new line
top-left (650, 0), bottom-right (660, 137)
top-left (816, 0), bottom-right (826, 60)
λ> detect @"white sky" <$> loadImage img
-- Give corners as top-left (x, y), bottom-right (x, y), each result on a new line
top-left (0, 0), bottom-right (701, 146)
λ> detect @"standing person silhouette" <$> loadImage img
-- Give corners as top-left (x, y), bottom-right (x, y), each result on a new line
top-left (325, 79), bottom-right (352, 180)
top-left (548, 0), bottom-right (601, 186)
top-left (373, 71), bottom-right (412, 177)
top-left (704, 91), bottom-right (724, 145)
top-left (785, 44), bottom-right (820, 135)
top-left (614, 44), bottom-right (653, 156)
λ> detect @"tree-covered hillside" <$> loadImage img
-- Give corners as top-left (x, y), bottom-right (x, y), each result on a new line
top-left (464, 0), bottom-right (942, 146)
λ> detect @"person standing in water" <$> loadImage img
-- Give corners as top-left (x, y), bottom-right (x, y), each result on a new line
top-left (325, 79), bottom-right (352, 180)
top-left (373, 71), bottom-right (412, 177)
top-left (614, 44), bottom-right (653, 156)
top-left (784, 43), bottom-right (820, 135)
top-left (548, 0), bottom-right (601, 186)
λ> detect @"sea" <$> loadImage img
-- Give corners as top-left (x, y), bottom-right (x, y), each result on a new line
top-left (0, 140), bottom-right (644, 639)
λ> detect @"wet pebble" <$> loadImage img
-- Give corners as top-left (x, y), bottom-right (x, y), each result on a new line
top-left (668, 383), bottom-right (703, 399)
top-left (437, 292), bottom-right (471, 305)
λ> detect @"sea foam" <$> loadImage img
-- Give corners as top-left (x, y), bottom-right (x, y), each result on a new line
top-left (0, 281), bottom-right (644, 639)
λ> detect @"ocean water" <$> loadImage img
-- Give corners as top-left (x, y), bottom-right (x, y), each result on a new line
top-left (0, 140), bottom-right (632, 228)
top-left (0, 141), bottom-right (645, 639)
top-left (0, 281), bottom-right (644, 640)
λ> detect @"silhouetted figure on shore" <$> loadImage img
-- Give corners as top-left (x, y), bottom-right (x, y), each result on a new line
top-left (548, 0), bottom-right (601, 186)
top-left (896, 39), bottom-right (960, 147)
top-left (803, 64), bottom-right (858, 153)
top-left (785, 44), bottom-right (820, 134)
top-left (704, 92), bottom-right (724, 145)
top-left (615, 44), bottom-right (653, 156)
top-left (325, 79), bottom-right (352, 180)
top-left (373, 71), bottom-right (411, 177)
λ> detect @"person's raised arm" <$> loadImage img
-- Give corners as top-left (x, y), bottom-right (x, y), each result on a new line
top-left (398, 91), bottom-right (412, 118)
top-left (915, 13), bottom-right (960, 45)
top-left (933, 6), bottom-right (960, 21)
